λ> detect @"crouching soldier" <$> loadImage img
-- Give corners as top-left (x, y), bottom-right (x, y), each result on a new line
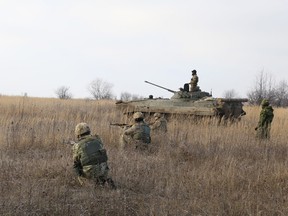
top-left (73, 122), bottom-right (116, 189)
top-left (150, 112), bottom-right (167, 134)
top-left (120, 112), bottom-right (151, 151)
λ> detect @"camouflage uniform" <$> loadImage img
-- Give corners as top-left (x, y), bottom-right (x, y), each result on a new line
top-left (150, 113), bottom-right (167, 133)
top-left (73, 123), bottom-right (115, 188)
top-left (255, 99), bottom-right (274, 139)
top-left (190, 70), bottom-right (199, 92)
top-left (120, 112), bottom-right (151, 150)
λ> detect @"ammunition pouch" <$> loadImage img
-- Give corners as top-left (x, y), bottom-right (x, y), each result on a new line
top-left (82, 149), bottom-right (108, 166)
top-left (95, 149), bottom-right (108, 164)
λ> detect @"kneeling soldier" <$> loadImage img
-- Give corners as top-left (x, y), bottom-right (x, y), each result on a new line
top-left (120, 112), bottom-right (151, 151)
top-left (150, 112), bottom-right (167, 133)
top-left (73, 122), bottom-right (115, 189)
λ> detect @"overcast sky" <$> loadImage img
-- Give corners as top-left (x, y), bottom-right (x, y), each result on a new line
top-left (1, 0), bottom-right (287, 99)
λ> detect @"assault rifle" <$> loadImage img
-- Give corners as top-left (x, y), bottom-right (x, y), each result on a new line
top-left (109, 123), bottom-right (132, 128)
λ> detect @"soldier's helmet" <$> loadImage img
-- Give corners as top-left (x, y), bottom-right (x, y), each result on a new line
top-left (192, 70), bottom-right (197, 75)
top-left (133, 112), bottom-right (143, 119)
top-left (154, 113), bottom-right (162, 118)
top-left (261, 99), bottom-right (270, 107)
top-left (75, 122), bottom-right (91, 136)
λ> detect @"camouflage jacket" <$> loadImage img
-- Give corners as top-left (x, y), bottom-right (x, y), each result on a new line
top-left (72, 135), bottom-right (108, 177)
top-left (150, 117), bottom-right (167, 133)
top-left (124, 121), bottom-right (151, 144)
top-left (190, 75), bottom-right (199, 86)
top-left (257, 105), bottom-right (274, 128)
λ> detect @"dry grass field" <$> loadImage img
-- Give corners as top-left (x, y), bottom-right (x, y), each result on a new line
top-left (0, 96), bottom-right (288, 216)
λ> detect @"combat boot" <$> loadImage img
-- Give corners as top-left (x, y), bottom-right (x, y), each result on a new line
top-left (95, 177), bottom-right (106, 187)
top-left (106, 178), bottom-right (116, 189)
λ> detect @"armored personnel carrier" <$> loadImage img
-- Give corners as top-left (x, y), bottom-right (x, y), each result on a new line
top-left (116, 81), bottom-right (248, 122)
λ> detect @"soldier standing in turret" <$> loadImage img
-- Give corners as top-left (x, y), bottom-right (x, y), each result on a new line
top-left (190, 69), bottom-right (199, 92)
top-left (255, 99), bottom-right (274, 139)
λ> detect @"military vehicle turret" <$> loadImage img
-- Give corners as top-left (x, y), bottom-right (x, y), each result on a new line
top-left (116, 81), bottom-right (248, 123)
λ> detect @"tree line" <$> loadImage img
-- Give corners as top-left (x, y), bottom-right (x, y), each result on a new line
top-left (56, 72), bottom-right (288, 107)
top-left (223, 71), bottom-right (288, 107)
top-left (55, 78), bottom-right (143, 101)
top-left (247, 71), bottom-right (288, 107)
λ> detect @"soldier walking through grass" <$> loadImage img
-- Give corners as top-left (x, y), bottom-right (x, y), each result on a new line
top-left (120, 112), bottom-right (151, 151)
top-left (72, 122), bottom-right (116, 188)
top-left (255, 99), bottom-right (274, 139)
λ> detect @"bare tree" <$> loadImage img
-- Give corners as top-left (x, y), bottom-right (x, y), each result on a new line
top-left (120, 91), bottom-right (144, 101)
top-left (55, 86), bottom-right (72, 99)
top-left (274, 80), bottom-right (288, 107)
top-left (131, 94), bottom-right (143, 100)
top-left (120, 92), bottom-right (132, 101)
top-left (247, 71), bottom-right (276, 105)
top-left (88, 78), bottom-right (114, 100)
top-left (223, 89), bottom-right (239, 99)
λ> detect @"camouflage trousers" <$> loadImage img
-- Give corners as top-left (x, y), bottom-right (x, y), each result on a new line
top-left (82, 162), bottom-right (109, 179)
top-left (120, 134), bottom-right (149, 151)
top-left (78, 162), bottom-right (115, 189)
top-left (190, 85), bottom-right (199, 92)
top-left (256, 126), bottom-right (271, 139)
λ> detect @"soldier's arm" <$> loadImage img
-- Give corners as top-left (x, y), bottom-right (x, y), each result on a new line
top-left (123, 124), bottom-right (137, 136)
top-left (150, 120), bottom-right (161, 130)
top-left (258, 110), bottom-right (268, 127)
top-left (192, 76), bottom-right (198, 85)
top-left (189, 78), bottom-right (193, 85)
top-left (72, 144), bottom-right (84, 176)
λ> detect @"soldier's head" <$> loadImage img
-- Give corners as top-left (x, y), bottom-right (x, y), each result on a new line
top-left (261, 99), bottom-right (270, 108)
top-left (75, 122), bottom-right (91, 138)
top-left (154, 112), bottom-right (162, 119)
top-left (133, 112), bottom-right (144, 122)
top-left (192, 70), bottom-right (197, 75)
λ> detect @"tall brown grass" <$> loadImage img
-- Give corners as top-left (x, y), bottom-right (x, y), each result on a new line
top-left (0, 96), bottom-right (287, 215)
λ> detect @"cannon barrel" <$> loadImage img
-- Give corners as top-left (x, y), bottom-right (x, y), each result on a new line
top-left (144, 80), bottom-right (176, 93)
